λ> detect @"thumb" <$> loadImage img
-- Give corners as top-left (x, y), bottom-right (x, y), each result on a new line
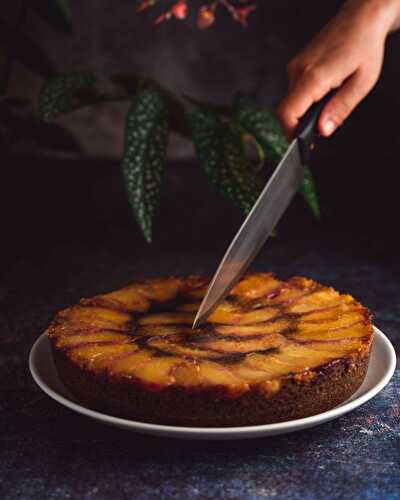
top-left (318, 71), bottom-right (371, 137)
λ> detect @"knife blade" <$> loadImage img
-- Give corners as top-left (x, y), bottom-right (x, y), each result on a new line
top-left (192, 91), bottom-right (335, 329)
top-left (192, 139), bottom-right (302, 328)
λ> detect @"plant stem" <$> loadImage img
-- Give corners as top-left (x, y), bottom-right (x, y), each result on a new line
top-left (1, 0), bottom-right (28, 94)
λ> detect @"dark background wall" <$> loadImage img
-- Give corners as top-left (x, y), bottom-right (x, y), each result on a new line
top-left (7, 0), bottom-right (400, 157)
top-left (2, 0), bottom-right (400, 267)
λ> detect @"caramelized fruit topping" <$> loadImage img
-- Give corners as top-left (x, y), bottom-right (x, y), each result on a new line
top-left (47, 274), bottom-right (372, 395)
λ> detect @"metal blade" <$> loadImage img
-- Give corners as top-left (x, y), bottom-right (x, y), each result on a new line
top-left (193, 139), bottom-right (304, 328)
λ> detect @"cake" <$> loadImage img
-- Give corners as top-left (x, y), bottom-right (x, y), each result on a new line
top-left (46, 273), bottom-right (373, 427)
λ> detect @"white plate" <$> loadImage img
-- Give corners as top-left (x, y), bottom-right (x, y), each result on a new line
top-left (29, 327), bottom-right (396, 440)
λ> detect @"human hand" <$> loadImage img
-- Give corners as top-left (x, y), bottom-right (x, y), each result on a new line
top-left (277, 0), bottom-right (400, 139)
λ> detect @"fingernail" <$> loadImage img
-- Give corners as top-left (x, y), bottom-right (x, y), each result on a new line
top-left (323, 119), bottom-right (335, 136)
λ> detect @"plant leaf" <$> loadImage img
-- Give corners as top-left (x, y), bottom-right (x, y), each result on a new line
top-left (235, 95), bottom-right (287, 163)
top-left (300, 167), bottom-right (321, 219)
top-left (29, 0), bottom-right (72, 33)
top-left (0, 17), bottom-right (55, 78)
top-left (240, 131), bottom-right (265, 172)
top-left (122, 87), bottom-right (168, 243)
top-left (112, 73), bottom-right (189, 138)
top-left (235, 95), bottom-right (320, 218)
top-left (38, 72), bottom-right (96, 121)
top-left (190, 105), bottom-right (262, 214)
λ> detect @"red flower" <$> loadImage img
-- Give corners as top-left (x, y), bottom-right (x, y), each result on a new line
top-left (136, 0), bottom-right (155, 13)
top-left (236, 4), bottom-right (256, 26)
top-left (197, 5), bottom-right (215, 29)
top-left (172, 0), bottom-right (188, 20)
top-left (154, 12), bottom-right (171, 24)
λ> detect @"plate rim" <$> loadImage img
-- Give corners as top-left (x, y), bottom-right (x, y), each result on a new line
top-left (29, 326), bottom-right (396, 439)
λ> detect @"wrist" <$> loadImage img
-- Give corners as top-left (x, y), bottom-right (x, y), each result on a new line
top-left (345, 0), bottom-right (400, 34)
top-left (386, 0), bottom-right (400, 31)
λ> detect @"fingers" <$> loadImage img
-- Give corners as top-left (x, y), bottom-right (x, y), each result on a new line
top-left (317, 70), bottom-right (374, 136)
top-left (276, 67), bottom-right (333, 139)
top-left (278, 66), bottom-right (377, 139)
top-left (275, 0), bottom-right (387, 141)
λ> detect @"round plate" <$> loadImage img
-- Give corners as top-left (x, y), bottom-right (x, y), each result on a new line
top-left (29, 327), bottom-right (396, 440)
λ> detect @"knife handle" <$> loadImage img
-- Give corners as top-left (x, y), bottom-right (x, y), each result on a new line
top-left (296, 89), bottom-right (336, 164)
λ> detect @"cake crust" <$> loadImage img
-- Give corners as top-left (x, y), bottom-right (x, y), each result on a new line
top-left (46, 273), bottom-right (373, 427)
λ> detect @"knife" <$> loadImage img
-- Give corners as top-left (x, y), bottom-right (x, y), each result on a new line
top-left (192, 91), bottom-right (335, 329)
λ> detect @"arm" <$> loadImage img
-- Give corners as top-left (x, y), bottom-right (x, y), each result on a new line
top-left (277, 0), bottom-right (400, 139)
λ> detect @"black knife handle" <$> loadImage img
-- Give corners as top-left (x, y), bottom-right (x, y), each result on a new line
top-left (296, 89), bottom-right (336, 164)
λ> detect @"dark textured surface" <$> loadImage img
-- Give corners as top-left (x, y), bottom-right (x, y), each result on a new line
top-left (1, 143), bottom-right (400, 498)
